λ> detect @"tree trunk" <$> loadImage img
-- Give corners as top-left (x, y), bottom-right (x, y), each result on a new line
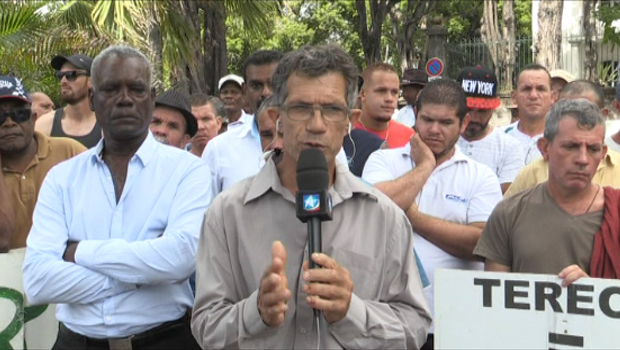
top-left (389, 0), bottom-right (435, 70)
top-left (202, 0), bottom-right (228, 95)
top-left (147, 5), bottom-right (164, 93)
top-left (501, 0), bottom-right (516, 92)
top-left (356, 0), bottom-right (398, 65)
top-left (481, 0), bottom-right (501, 76)
top-left (582, 0), bottom-right (598, 82)
top-left (536, 0), bottom-right (563, 70)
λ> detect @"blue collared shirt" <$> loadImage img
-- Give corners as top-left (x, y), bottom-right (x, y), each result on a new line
top-left (23, 132), bottom-right (212, 338)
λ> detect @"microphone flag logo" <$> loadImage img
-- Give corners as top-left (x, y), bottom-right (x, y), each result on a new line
top-left (303, 194), bottom-right (321, 212)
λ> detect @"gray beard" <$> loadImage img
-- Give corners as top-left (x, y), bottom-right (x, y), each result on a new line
top-left (153, 135), bottom-right (169, 145)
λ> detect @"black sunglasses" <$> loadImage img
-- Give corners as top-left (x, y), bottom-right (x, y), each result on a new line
top-left (0, 109), bottom-right (32, 125)
top-left (55, 70), bottom-right (88, 82)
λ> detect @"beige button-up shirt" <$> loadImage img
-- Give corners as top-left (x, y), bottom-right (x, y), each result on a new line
top-left (192, 157), bottom-right (431, 349)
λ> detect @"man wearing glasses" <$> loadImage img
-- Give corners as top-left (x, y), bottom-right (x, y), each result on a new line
top-left (0, 76), bottom-right (85, 253)
top-left (192, 45), bottom-right (431, 349)
top-left (35, 54), bottom-right (102, 148)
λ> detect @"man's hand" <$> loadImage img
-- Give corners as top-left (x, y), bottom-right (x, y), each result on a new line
top-left (258, 241), bottom-right (291, 327)
top-left (409, 133), bottom-right (435, 169)
top-left (558, 264), bottom-right (589, 287)
top-left (302, 253), bottom-right (354, 324)
top-left (63, 241), bottom-right (79, 263)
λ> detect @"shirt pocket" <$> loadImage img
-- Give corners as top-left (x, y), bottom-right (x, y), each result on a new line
top-left (332, 248), bottom-right (379, 298)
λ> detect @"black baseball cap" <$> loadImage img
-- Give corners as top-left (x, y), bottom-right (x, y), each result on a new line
top-left (51, 54), bottom-right (94, 74)
top-left (457, 66), bottom-right (500, 110)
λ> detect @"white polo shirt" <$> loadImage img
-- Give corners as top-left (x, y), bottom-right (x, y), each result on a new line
top-left (227, 110), bottom-right (252, 131)
top-left (362, 144), bottom-right (502, 329)
top-left (457, 127), bottom-right (525, 184)
top-left (499, 121), bottom-right (542, 165)
top-left (203, 115), bottom-right (348, 198)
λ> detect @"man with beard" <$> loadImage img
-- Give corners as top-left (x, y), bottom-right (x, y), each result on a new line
top-left (0, 76), bottom-right (85, 252)
top-left (35, 54), bottom-right (102, 148)
top-left (150, 88), bottom-right (198, 149)
top-left (355, 63), bottom-right (414, 149)
top-left (500, 64), bottom-right (555, 165)
top-left (202, 50), bottom-right (283, 195)
top-left (362, 79), bottom-right (502, 349)
top-left (456, 66), bottom-right (524, 193)
top-left (188, 94), bottom-right (223, 157)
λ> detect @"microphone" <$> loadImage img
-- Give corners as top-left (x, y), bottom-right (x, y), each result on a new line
top-left (296, 148), bottom-right (333, 319)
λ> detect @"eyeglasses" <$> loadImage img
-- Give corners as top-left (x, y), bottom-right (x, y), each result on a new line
top-left (281, 104), bottom-right (349, 123)
top-left (55, 71), bottom-right (88, 82)
top-left (0, 109), bottom-right (31, 125)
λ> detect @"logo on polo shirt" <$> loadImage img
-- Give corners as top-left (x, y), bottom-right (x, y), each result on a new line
top-left (303, 194), bottom-right (321, 212)
top-left (445, 194), bottom-right (468, 204)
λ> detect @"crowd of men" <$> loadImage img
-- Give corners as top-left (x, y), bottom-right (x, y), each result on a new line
top-left (1, 42), bottom-right (620, 350)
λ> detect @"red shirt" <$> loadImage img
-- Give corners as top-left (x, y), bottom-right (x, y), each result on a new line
top-left (353, 120), bottom-right (414, 149)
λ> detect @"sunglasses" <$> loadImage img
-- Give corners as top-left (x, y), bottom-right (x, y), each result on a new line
top-left (55, 70), bottom-right (88, 82)
top-left (0, 109), bottom-right (32, 125)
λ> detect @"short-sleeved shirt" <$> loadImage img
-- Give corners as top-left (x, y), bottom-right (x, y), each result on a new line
top-left (362, 144), bottom-right (502, 325)
top-left (499, 121), bottom-right (542, 165)
top-left (457, 127), bottom-right (525, 184)
top-left (505, 150), bottom-right (620, 197)
top-left (474, 183), bottom-right (603, 274)
top-left (353, 120), bottom-right (414, 149)
top-left (2, 132), bottom-right (85, 249)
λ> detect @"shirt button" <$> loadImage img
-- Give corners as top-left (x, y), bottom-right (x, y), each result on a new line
top-left (301, 328), bottom-right (307, 334)
top-left (22, 175), bottom-right (26, 180)
top-left (105, 316), bottom-right (112, 323)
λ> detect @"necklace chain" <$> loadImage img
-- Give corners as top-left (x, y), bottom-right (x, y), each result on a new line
top-left (358, 120), bottom-right (390, 144)
top-left (585, 185), bottom-right (601, 214)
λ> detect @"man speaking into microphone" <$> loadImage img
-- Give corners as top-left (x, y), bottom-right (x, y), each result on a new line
top-left (191, 44), bottom-right (431, 349)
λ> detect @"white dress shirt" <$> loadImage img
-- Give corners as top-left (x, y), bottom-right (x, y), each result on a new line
top-left (362, 144), bottom-right (502, 331)
top-left (23, 132), bottom-right (212, 338)
top-left (227, 110), bottom-right (252, 131)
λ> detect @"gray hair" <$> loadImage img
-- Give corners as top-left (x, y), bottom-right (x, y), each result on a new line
top-left (190, 93), bottom-right (225, 118)
top-left (544, 98), bottom-right (605, 143)
top-left (91, 45), bottom-right (152, 88)
top-left (271, 44), bottom-right (359, 110)
top-left (257, 95), bottom-right (277, 117)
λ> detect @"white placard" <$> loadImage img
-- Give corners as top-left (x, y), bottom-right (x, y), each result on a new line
top-left (435, 269), bottom-right (620, 349)
top-left (0, 249), bottom-right (57, 350)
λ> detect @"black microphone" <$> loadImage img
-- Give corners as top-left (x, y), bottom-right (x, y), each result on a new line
top-left (296, 148), bottom-right (333, 319)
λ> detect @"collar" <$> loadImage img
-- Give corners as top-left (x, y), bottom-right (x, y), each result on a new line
top-left (235, 114), bottom-right (259, 139)
top-left (601, 150), bottom-right (620, 169)
top-left (244, 155), bottom-right (377, 206)
top-left (1, 132), bottom-right (50, 174)
top-left (400, 143), bottom-right (469, 167)
top-left (92, 131), bottom-right (157, 167)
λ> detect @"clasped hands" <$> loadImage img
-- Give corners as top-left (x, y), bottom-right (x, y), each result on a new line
top-left (257, 241), bottom-right (353, 327)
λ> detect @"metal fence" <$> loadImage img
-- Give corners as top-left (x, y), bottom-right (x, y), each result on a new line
top-left (446, 35), bottom-right (620, 92)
